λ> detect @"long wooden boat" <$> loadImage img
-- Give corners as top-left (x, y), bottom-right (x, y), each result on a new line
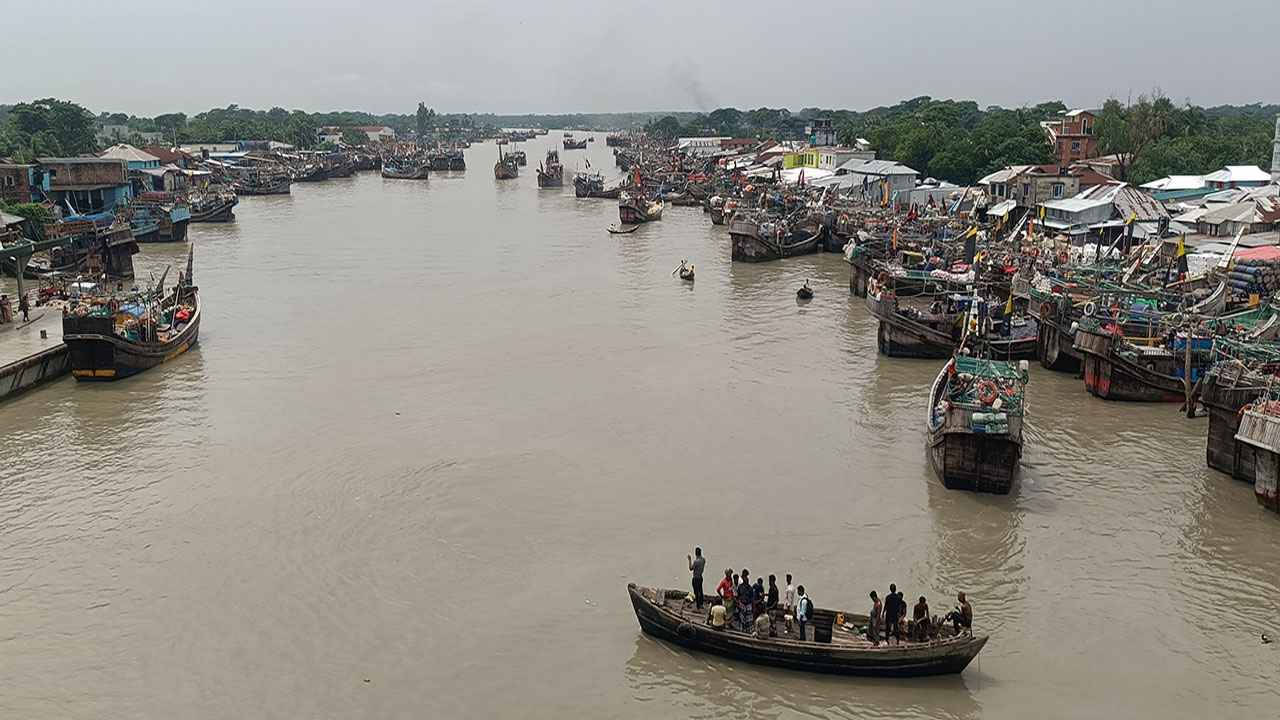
top-left (866, 286), bottom-right (958, 359)
top-left (563, 138), bottom-right (588, 150)
top-left (729, 212), bottom-right (821, 262)
top-left (1073, 322), bottom-right (1210, 402)
top-left (63, 247), bottom-right (200, 381)
top-left (234, 174), bottom-right (291, 195)
top-left (574, 172), bottom-right (619, 199)
top-left (927, 356), bottom-right (1027, 494)
top-left (619, 194), bottom-right (663, 224)
top-left (188, 194), bottom-right (238, 223)
top-left (628, 584), bottom-right (988, 677)
top-left (381, 163), bottom-right (430, 180)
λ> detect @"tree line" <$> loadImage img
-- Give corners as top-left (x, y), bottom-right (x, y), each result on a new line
top-left (3, 96), bottom-right (1275, 188)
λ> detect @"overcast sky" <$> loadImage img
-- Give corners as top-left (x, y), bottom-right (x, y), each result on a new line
top-left (7, 0), bottom-right (1277, 117)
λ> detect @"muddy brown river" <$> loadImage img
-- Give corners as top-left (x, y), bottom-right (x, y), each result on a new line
top-left (1, 135), bottom-right (1277, 718)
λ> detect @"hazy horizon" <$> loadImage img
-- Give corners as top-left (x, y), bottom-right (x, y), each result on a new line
top-left (7, 0), bottom-right (1279, 117)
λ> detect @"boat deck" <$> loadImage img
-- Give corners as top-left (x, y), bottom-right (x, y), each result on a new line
top-left (655, 588), bottom-right (963, 652)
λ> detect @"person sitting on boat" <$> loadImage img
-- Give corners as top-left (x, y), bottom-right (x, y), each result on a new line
top-left (944, 592), bottom-right (973, 635)
top-left (753, 605), bottom-right (771, 639)
top-left (736, 570), bottom-right (754, 631)
top-left (709, 603), bottom-right (728, 630)
top-left (912, 596), bottom-right (931, 641)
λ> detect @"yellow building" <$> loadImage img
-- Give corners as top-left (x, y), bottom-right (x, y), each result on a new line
top-left (783, 149), bottom-right (821, 170)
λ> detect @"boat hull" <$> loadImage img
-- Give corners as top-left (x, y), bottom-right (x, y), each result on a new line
top-left (729, 226), bottom-right (821, 262)
top-left (1074, 327), bottom-right (1186, 402)
top-left (628, 585), bottom-right (986, 677)
top-left (189, 199), bottom-right (238, 223)
top-left (928, 430), bottom-right (1020, 494)
top-left (64, 293), bottom-right (200, 382)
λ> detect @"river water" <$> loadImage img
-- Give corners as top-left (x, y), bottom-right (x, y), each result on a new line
top-left (1, 135), bottom-right (1278, 719)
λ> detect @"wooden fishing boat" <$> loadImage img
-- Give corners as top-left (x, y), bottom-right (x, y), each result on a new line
top-left (187, 192), bottom-right (238, 222)
top-left (865, 280), bottom-right (960, 359)
top-left (494, 149), bottom-right (519, 180)
top-left (381, 162), bottom-right (430, 180)
top-left (1033, 296), bottom-right (1084, 373)
top-left (628, 584), bottom-right (988, 677)
top-left (927, 356), bottom-right (1027, 494)
top-left (63, 247), bottom-right (200, 381)
top-left (619, 193), bottom-right (663, 224)
top-left (729, 211), bottom-right (821, 262)
top-left (233, 172), bottom-right (291, 195)
top-left (510, 149), bottom-right (527, 167)
top-left (537, 150), bottom-right (564, 188)
top-left (448, 151), bottom-right (466, 171)
top-left (563, 138), bottom-right (588, 150)
top-left (1073, 320), bottom-right (1211, 402)
top-left (574, 173), bottom-right (619, 199)
top-left (797, 282), bottom-right (814, 300)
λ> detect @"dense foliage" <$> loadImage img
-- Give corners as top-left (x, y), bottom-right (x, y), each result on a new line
top-left (0, 98), bottom-right (97, 161)
top-left (2, 95), bottom-right (1275, 189)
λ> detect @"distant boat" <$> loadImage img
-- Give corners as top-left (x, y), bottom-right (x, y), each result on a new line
top-left (563, 138), bottom-right (588, 150)
top-left (574, 172), bottom-right (619, 199)
top-left (537, 149), bottom-right (564, 188)
top-left (381, 161), bottom-right (430, 180)
top-left (494, 148), bottom-right (519, 179)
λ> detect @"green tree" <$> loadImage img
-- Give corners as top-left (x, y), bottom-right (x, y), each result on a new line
top-left (340, 127), bottom-right (367, 146)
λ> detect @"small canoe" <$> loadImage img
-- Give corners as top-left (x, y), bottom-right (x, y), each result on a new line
top-left (797, 285), bottom-right (814, 300)
top-left (628, 584), bottom-right (987, 677)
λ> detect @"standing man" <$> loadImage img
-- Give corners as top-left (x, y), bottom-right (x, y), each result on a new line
top-left (687, 548), bottom-right (706, 609)
top-left (783, 574), bottom-right (796, 618)
top-left (795, 585), bottom-right (812, 641)
top-left (884, 583), bottom-right (903, 645)
top-left (18, 292), bottom-right (29, 323)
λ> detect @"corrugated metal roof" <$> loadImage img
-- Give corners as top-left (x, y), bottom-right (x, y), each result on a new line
top-left (1203, 165), bottom-right (1271, 184)
top-left (99, 144), bottom-right (160, 163)
top-left (978, 165), bottom-right (1032, 185)
top-left (836, 158), bottom-right (919, 176)
top-left (1141, 175), bottom-right (1205, 191)
top-left (1, 211), bottom-right (25, 227)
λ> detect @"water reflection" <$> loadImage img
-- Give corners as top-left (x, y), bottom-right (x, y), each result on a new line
top-left (625, 636), bottom-right (982, 720)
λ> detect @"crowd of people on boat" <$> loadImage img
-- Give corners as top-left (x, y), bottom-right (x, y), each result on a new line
top-left (687, 547), bottom-right (972, 645)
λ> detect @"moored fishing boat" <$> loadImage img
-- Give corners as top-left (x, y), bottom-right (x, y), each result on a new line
top-left (618, 192), bottom-right (663, 224)
top-left (627, 584), bottom-right (988, 677)
top-left (62, 247), bottom-right (200, 381)
top-left (563, 138), bottom-right (588, 150)
top-left (187, 190), bottom-right (238, 222)
top-left (233, 170), bottom-right (291, 195)
top-left (927, 356), bottom-right (1028, 494)
top-left (574, 172), bottom-right (619, 199)
top-left (728, 210), bottom-right (821, 262)
top-left (381, 161), bottom-right (430, 180)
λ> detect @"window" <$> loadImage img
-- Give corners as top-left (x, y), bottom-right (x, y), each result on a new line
top-left (2, 176), bottom-right (13, 188)
top-left (1022, 183), bottom-right (1030, 198)
top-left (1053, 183), bottom-right (1065, 198)
top-left (1071, 141), bottom-right (1081, 152)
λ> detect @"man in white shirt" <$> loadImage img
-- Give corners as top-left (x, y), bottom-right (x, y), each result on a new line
top-left (783, 574), bottom-right (795, 615)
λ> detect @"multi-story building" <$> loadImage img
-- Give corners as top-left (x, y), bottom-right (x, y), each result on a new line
top-left (1042, 109), bottom-right (1098, 165)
